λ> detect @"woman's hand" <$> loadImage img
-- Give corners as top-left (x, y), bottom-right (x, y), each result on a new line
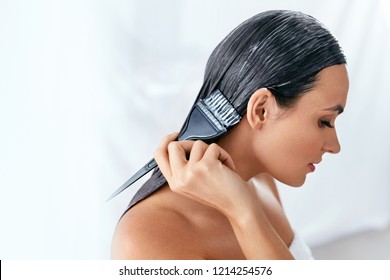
top-left (154, 133), bottom-right (294, 259)
top-left (154, 132), bottom-right (255, 218)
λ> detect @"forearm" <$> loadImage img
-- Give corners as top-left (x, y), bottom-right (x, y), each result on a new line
top-left (226, 196), bottom-right (294, 260)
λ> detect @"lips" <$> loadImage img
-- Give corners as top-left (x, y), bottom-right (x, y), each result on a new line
top-left (308, 163), bottom-right (316, 172)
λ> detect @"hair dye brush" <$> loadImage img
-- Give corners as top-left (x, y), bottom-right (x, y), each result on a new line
top-left (106, 89), bottom-right (241, 201)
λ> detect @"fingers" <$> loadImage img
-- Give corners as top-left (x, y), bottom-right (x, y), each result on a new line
top-left (155, 132), bottom-right (236, 182)
top-left (203, 143), bottom-right (236, 171)
top-left (154, 132), bottom-right (179, 180)
top-left (167, 140), bottom-right (193, 171)
top-left (188, 140), bottom-right (209, 163)
top-left (169, 140), bottom-right (218, 168)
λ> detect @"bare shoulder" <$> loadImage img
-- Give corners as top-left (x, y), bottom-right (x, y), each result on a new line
top-left (111, 198), bottom-right (203, 259)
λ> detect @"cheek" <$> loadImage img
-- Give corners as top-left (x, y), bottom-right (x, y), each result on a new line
top-left (254, 123), bottom-right (323, 186)
top-left (287, 128), bottom-right (322, 158)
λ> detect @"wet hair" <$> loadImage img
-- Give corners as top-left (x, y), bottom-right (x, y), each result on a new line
top-left (125, 10), bottom-right (346, 211)
top-left (197, 10), bottom-right (346, 114)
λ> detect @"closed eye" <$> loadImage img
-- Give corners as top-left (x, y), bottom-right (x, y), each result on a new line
top-left (319, 120), bottom-right (334, 128)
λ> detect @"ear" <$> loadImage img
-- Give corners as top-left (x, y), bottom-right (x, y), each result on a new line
top-left (246, 88), bottom-right (276, 129)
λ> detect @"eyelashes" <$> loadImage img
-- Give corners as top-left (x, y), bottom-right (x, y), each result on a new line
top-left (319, 120), bottom-right (334, 128)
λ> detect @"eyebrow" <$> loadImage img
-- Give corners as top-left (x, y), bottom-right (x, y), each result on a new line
top-left (323, 104), bottom-right (344, 115)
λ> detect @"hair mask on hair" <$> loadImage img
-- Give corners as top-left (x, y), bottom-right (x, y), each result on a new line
top-left (125, 10), bottom-right (346, 211)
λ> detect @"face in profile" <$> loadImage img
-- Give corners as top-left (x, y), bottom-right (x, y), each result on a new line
top-left (253, 64), bottom-right (349, 187)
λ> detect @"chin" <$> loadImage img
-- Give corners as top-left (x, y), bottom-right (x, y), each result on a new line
top-left (277, 175), bottom-right (306, 187)
top-left (290, 181), bottom-right (305, 187)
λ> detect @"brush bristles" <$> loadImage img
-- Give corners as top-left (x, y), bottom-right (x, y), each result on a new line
top-left (202, 90), bottom-right (241, 127)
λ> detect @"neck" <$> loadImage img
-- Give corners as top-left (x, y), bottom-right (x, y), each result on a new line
top-left (216, 117), bottom-right (264, 181)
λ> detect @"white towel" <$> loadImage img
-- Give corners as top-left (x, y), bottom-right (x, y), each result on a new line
top-left (289, 232), bottom-right (314, 260)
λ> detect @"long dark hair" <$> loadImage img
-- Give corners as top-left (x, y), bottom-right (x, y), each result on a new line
top-left (126, 10), bottom-right (346, 210)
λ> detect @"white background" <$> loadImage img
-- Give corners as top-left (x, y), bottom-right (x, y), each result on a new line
top-left (0, 0), bottom-right (389, 259)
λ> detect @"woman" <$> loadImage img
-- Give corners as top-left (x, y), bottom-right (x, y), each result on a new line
top-left (111, 10), bottom-right (349, 259)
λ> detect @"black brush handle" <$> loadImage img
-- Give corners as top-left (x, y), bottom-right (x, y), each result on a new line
top-left (106, 158), bottom-right (157, 201)
top-left (177, 105), bottom-right (226, 141)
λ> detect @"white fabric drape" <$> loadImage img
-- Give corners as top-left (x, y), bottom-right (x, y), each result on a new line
top-left (0, 0), bottom-right (389, 258)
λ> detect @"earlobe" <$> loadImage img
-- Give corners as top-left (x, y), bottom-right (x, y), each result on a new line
top-left (246, 88), bottom-right (273, 129)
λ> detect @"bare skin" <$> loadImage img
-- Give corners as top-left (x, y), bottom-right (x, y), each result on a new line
top-left (111, 64), bottom-right (349, 259)
top-left (112, 174), bottom-right (291, 259)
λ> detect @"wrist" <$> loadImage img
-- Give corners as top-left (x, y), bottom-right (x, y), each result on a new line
top-left (226, 200), bottom-right (293, 260)
top-left (225, 189), bottom-right (268, 229)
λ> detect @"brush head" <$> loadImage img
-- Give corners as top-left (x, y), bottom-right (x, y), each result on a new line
top-left (202, 89), bottom-right (242, 128)
top-left (177, 89), bottom-right (242, 142)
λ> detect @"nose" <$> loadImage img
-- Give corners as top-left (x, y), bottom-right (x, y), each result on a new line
top-left (322, 129), bottom-right (341, 154)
